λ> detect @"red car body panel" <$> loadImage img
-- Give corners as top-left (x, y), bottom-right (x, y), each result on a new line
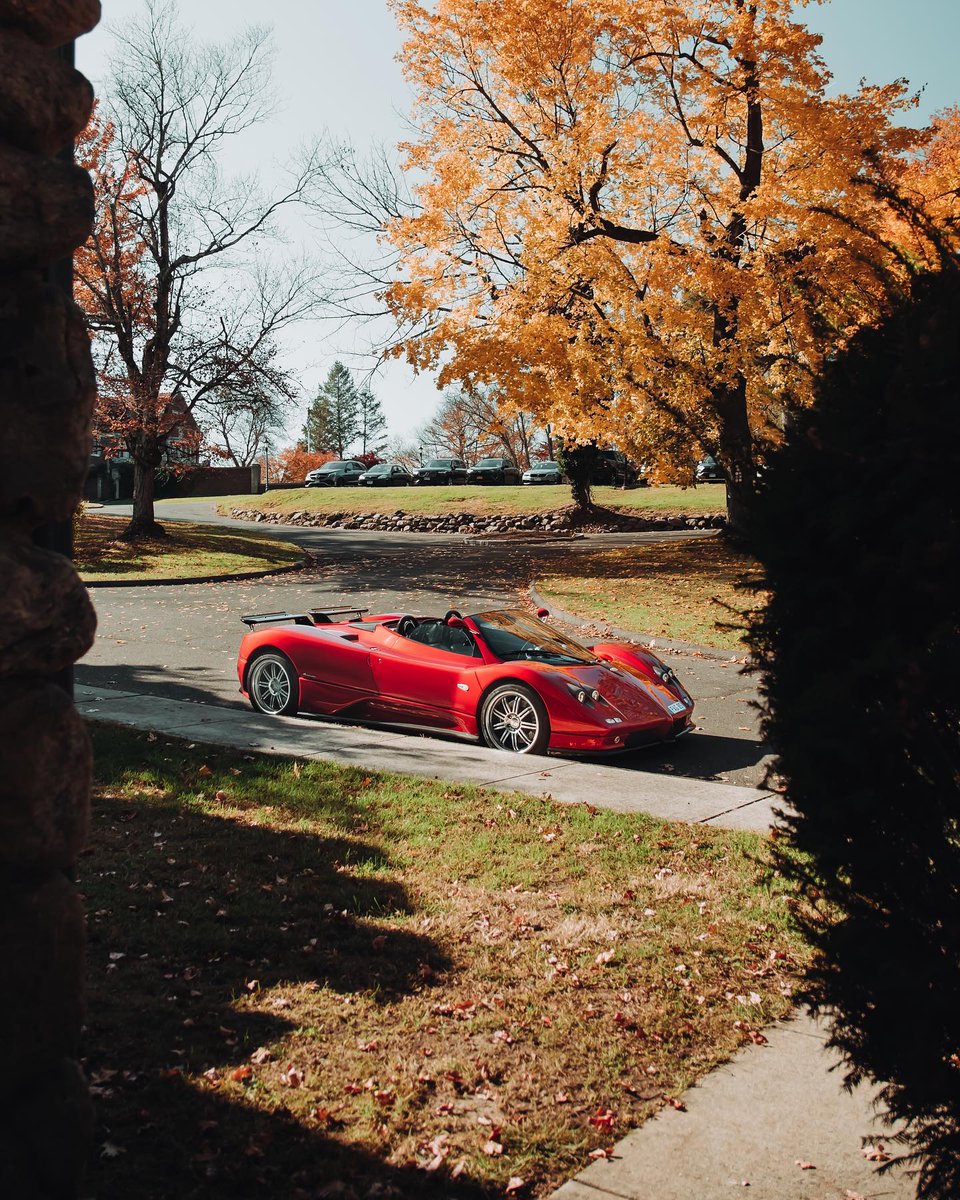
top-left (237, 609), bottom-right (694, 755)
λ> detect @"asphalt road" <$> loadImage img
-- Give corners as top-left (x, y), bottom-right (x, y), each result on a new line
top-left (79, 502), bottom-right (771, 789)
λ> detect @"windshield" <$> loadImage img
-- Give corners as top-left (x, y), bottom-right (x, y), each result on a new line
top-left (532, 462), bottom-right (558, 470)
top-left (366, 464), bottom-right (390, 473)
top-left (475, 458), bottom-right (501, 468)
top-left (319, 461), bottom-right (349, 470)
top-left (425, 459), bottom-right (454, 469)
top-left (469, 609), bottom-right (597, 665)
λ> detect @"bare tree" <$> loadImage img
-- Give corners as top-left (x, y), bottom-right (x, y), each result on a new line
top-left (418, 386), bottom-right (538, 466)
top-left (76, 1), bottom-right (327, 537)
top-left (198, 340), bottom-right (296, 467)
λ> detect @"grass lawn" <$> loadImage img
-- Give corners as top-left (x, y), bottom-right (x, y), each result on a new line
top-left (76, 513), bottom-right (305, 583)
top-left (537, 536), bottom-right (763, 651)
top-left (202, 482), bottom-right (728, 520)
top-left (81, 724), bottom-right (805, 1199)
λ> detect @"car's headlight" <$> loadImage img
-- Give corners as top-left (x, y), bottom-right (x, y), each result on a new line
top-left (567, 683), bottom-right (601, 704)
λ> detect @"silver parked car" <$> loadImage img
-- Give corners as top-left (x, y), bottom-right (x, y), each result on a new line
top-left (521, 460), bottom-right (564, 484)
top-left (304, 460), bottom-right (366, 487)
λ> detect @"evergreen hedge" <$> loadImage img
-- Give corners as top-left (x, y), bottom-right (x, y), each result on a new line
top-left (743, 269), bottom-right (960, 1197)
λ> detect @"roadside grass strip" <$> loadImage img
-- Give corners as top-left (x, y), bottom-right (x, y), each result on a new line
top-left (82, 725), bottom-right (806, 1198)
top-left (76, 514), bottom-right (304, 583)
top-left (202, 482), bottom-right (728, 520)
top-left (537, 537), bottom-right (765, 651)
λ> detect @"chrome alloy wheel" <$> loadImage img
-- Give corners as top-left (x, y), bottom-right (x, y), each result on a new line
top-left (484, 688), bottom-right (542, 753)
top-left (249, 656), bottom-right (294, 714)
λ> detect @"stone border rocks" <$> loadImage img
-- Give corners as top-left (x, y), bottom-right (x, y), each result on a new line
top-left (228, 506), bottom-right (726, 536)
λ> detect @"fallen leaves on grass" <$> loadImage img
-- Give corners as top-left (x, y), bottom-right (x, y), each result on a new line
top-left (82, 724), bottom-right (808, 1200)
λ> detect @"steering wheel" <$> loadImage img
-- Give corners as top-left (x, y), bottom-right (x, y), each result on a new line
top-left (444, 609), bottom-right (463, 624)
top-left (397, 615), bottom-right (417, 637)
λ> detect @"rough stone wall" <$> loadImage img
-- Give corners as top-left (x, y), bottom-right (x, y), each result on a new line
top-left (0, 2), bottom-right (101, 1196)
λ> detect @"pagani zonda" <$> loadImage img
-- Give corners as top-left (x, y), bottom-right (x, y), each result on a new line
top-left (237, 606), bottom-right (694, 756)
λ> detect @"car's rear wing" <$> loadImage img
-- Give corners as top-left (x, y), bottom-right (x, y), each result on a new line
top-left (241, 606), bottom-right (369, 629)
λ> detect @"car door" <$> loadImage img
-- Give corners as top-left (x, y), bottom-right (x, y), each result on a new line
top-left (294, 629), bottom-right (378, 713)
top-left (369, 628), bottom-right (481, 731)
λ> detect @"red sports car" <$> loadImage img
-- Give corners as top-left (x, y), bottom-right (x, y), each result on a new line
top-left (237, 606), bottom-right (694, 756)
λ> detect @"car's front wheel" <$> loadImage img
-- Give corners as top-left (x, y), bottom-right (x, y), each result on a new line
top-left (247, 651), bottom-right (300, 716)
top-left (479, 683), bottom-right (550, 754)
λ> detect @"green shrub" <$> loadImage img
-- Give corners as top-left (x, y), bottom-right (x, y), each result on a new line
top-left (743, 269), bottom-right (960, 1197)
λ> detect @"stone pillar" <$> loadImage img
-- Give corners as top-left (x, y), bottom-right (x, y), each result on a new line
top-left (0, 2), bottom-right (101, 1197)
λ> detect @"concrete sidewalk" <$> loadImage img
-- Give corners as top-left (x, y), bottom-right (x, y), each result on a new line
top-left (76, 684), bottom-right (778, 831)
top-left (77, 685), bottom-right (911, 1199)
top-left (553, 1012), bottom-right (912, 1200)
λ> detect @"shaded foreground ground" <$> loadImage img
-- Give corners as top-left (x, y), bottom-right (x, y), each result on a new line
top-left (76, 514), bottom-right (304, 582)
top-left (537, 538), bottom-right (762, 651)
top-left (81, 725), bottom-right (806, 1199)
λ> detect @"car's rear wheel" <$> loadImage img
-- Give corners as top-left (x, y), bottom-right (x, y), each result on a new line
top-left (480, 683), bottom-right (550, 755)
top-left (247, 651), bottom-right (299, 716)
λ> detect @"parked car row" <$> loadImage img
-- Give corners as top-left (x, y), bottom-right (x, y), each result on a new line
top-left (303, 452), bottom-right (645, 488)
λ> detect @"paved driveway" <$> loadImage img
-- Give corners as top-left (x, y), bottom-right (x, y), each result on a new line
top-left (80, 504), bottom-right (771, 789)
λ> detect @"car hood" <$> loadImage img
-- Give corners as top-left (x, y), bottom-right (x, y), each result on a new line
top-left (536, 662), bottom-right (686, 722)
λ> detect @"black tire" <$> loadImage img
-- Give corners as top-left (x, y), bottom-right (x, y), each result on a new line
top-left (246, 651), bottom-right (300, 716)
top-left (479, 682), bottom-right (550, 755)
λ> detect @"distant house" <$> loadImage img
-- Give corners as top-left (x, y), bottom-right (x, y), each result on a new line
top-left (86, 390), bottom-right (201, 501)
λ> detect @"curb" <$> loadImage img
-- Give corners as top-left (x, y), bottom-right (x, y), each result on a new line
top-left (464, 531), bottom-right (585, 543)
top-left (82, 557), bottom-right (311, 589)
top-left (529, 584), bottom-right (748, 664)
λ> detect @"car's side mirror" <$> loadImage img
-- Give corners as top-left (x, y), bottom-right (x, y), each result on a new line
top-left (536, 607), bottom-right (550, 620)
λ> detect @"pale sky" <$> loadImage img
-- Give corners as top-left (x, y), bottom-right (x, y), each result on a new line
top-left (78, 0), bottom-right (960, 448)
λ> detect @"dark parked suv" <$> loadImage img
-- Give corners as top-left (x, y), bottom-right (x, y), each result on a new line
top-left (466, 457), bottom-right (522, 485)
top-left (591, 449), bottom-right (639, 488)
top-left (695, 455), bottom-right (725, 483)
top-left (304, 460), bottom-right (366, 487)
top-left (415, 457), bottom-right (468, 485)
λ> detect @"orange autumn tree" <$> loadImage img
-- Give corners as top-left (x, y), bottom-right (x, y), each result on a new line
top-left (75, 105), bottom-right (203, 479)
top-left (891, 106), bottom-right (960, 263)
top-left (271, 445), bottom-right (334, 483)
top-left (382, 0), bottom-right (920, 524)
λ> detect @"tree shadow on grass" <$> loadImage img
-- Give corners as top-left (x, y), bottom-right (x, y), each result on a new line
top-left (79, 792), bottom-right (484, 1199)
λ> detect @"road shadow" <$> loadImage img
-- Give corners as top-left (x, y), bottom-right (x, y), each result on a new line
top-left (77, 661), bottom-right (240, 708)
top-left (624, 731), bottom-right (770, 782)
top-left (259, 539), bottom-right (592, 601)
top-left (80, 789), bottom-right (475, 1199)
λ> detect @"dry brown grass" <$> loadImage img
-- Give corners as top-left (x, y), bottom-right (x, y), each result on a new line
top-left (75, 513), bottom-right (303, 582)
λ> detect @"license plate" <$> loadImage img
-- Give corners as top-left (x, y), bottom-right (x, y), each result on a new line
top-left (668, 700), bottom-right (687, 715)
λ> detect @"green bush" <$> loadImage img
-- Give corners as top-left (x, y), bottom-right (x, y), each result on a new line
top-left (743, 269), bottom-right (960, 1197)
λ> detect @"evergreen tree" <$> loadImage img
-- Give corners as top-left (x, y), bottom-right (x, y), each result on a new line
top-left (301, 392), bottom-right (336, 454)
top-left (303, 362), bottom-right (359, 456)
top-left (356, 385), bottom-right (389, 457)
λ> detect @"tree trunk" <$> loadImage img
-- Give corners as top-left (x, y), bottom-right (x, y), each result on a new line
top-left (0, 8), bottom-right (101, 1195)
top-left (122, 435), bottom-right (166, 540)
top-left (557, 442), bottom-right (599, 511)
top-left (569, 474), bottom-right (594, 510)
top-left (715, 374), bottom-right (757, 534)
